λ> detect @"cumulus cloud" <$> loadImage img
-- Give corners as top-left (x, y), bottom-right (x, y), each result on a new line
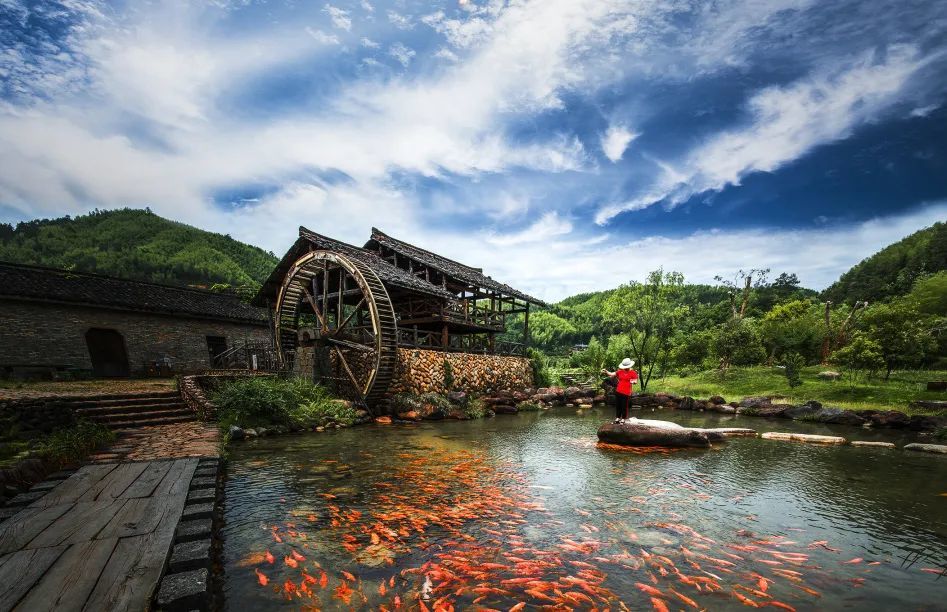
top-left (600, 123), bottom-right (638, 162)
top-left (388, 42), bottom-right (416, 67)
top-left (323, 4), bottom-right (352, 31)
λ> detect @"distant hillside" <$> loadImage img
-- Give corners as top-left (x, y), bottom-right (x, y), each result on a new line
top-left (822, 222), bottom-right (947, 304)
top-left (0, 208), bottom-right (278, 292)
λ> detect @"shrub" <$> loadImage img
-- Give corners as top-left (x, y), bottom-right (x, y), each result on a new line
top-left (443, 360), bottom-right (455, 391)
top-left (517, 401), bottom-right (543, 412)
top-left (212, 376), bottom-right (352, 429)
top-left (38, 420), bottom-right (115, 466)
top-left (463, 397), bottom-right (488, 419)
top-left (934, 427), bottom-right (947, 442)
top-left (783, 352), bottom-right (805, 389)
top-left (527, 347), bottom-right (554, 387)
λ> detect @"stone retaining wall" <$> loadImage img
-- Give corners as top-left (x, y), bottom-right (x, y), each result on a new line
top-left (0, 397), bottom-right (77, 437)
top-left (388, 348), bottom-right (533, 395)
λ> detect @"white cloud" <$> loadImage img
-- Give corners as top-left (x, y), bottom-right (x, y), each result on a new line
top-left (600, 123), bottom-right (638, 162)
top-left (485, 211), bottom-right (573, 246)
top-left (388, 42), bottom-right (416, 67)
top-left (323, 4), bottom-right (352, 31)
top-left (387, 11), bottom-right (413, 30)
top-left (360, 37), bottom-right (380, 49)
top-left (306, 28), bottom-right (341, 45)
top-left (596, 45), bottom-right (932, 223)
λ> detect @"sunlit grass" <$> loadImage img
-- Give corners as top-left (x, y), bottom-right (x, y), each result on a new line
top-left (651, 366), bottom-right (947, 415)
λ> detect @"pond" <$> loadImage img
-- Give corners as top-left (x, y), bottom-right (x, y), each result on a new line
top-left (222, 407), bottom-right (947, 611)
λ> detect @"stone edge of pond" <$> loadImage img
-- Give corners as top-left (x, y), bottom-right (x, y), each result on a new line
top-left (154, 456), bottom-right (223, 612)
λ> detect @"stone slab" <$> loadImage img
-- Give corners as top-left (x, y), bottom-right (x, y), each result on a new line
top-left (156, 567), bottom-right (209, 611)
top-left (175, 519), bottom-right (212, 543)
top-left (850, 441), bottom-right (896, 448)
top-left (189, 477), bottom-right (216, 489)
top-left (181, 503), bottom-right (214, 520)
top-left (760, 432), bottom-right (847, 444)
top-left (904, 443), bottom-right (947, 454)
top-left (186, 488), bottom-right (216, 504)
top-left (169, 539), bottom-right (211, 573)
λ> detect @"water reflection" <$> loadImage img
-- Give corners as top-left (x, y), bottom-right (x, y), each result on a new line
top-left (223, 407), bottom-right (947, 610)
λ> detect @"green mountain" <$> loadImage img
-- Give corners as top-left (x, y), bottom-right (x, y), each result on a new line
top-left (822, 222), bottom-right (947, 304)
top-left (0, 208), bottom-right (278, 292)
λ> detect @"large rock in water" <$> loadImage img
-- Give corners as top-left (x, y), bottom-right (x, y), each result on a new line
top-left (598, 420), bottom-right (711, 448)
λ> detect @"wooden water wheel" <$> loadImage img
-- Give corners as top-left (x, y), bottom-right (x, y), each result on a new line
top-left (274, 250), bottom-right (398, 409)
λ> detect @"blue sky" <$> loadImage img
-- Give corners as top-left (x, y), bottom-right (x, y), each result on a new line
top-left (0, 0), bottom-right (945, 301)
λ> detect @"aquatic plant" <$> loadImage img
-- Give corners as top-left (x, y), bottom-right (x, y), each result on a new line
top-left (212, 376), bottom-right (348, 429)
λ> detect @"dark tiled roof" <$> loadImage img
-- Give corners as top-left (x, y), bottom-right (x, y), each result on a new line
top-left (252, 227), bottom-right (454, 306)
top-left (0, 262), bottom-right (268, 324)
top-left (366, 228), bottom-right (546, 305)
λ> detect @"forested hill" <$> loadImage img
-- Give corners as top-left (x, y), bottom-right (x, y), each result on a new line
top-left (822, 222), bottom-right (947, 304)
top-left (0, 209), bottom-right (278, 293)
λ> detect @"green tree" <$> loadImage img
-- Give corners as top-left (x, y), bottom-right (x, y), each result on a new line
top-left (571, 336), bottom-right (608, 377)
top-left (602, 269), bottom-right (688, 391)
top-left (862, 302), bottom-right (938, 380)
top-left (712, 318), bottom-right (767, 370)
top-left (527, 311), bottom-right (578, 352)
top-left (759, 299), bottom-right (822, 363)
top-left (832, 333), bottom-right (883, 385)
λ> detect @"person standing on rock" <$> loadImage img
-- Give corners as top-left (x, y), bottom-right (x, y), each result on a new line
top-left (602, 358), bottom-right (638, 422)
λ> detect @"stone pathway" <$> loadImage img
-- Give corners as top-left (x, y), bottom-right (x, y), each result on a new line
top-left (0, 458), bottom-right (198, 610)
top-left (89, 422), bottom-right (221, 463)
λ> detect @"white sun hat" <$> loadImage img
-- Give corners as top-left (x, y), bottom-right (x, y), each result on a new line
top-left (619, 358), bottom-right (635, 369)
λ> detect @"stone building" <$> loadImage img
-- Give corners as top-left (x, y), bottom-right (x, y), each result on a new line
top-left (0, 262), bottom-right (270, 379)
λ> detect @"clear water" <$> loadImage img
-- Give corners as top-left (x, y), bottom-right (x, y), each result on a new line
top-left (222, 407), bottom-right (947, 611)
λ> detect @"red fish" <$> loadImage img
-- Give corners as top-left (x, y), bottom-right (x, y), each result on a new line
top-left (651, 597), bottom-right (670, 612)
top-left (843, 557), bottom-right (863, 565)
top-left (264, 551), bottom-right (275, 564)
top-left (636, 583), bottom-right (663, 597)
top-left (255, 568), bottom-right (268, 586)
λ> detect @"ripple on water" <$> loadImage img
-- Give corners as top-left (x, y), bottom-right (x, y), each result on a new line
top-left (222, 408), bottom-right (947, 610)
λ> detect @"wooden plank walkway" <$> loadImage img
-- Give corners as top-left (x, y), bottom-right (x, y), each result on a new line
top-left (0, 458), bottom-right (197, 611)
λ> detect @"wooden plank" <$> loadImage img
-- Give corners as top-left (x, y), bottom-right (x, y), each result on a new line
top-left (151, 458), bottom-right (198, 499)
top-left (0, 504), bottom-right (73, 555)
top-left (26, 500), bottom-right (127, 549)
top-left (78, 463), bottom-right (148, 503)
top-left (120, 460), bottom-right (173, 499)
top-left (32, 464), bottom-right (119, 508)
top-left (0, 545), bottom-right (67, 610)
top-left (13, 538), bottom-right (117, 612)
top-left (96, 497), bottom-right (178, 539)
top-left (81, 529), bottom-right (174, 612)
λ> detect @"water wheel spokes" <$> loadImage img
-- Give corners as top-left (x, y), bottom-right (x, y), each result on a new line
top-left (274, 250), bottom-right (397, 410)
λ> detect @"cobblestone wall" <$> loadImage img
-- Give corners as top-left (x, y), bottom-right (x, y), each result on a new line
top-left (0, 300), bottom-right (270, 377)
top-left (293, 347), bottom-right (533, 396)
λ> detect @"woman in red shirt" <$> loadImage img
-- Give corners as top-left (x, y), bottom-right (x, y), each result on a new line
top-left (602, 358), bottom-right (638, 421)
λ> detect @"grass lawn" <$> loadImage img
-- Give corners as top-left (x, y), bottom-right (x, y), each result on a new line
top-left (0, 377), bottom-right (176, 400)
top-left (649, 366), bottom-right (947, 416)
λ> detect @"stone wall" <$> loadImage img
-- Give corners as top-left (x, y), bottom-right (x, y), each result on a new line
top-left (388, 348), bottom-right (533, 395)
top-left (0, 300), bottom-right (270, 377)
top-left (0, 398), bottom-right (77, 437)
top-left (292, 347), bottom-right (532, 396)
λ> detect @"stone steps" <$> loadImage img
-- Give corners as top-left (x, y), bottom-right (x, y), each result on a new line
top-left (74, 401), bottom-right (185, 416)
top-left (56, 391), bottom-right (197, 429)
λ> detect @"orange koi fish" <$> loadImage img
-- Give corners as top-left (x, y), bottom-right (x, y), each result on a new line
top-left (319, 572), bottom-right (328, 588)
top-left (255, 568), bottom-right (269, 586)
top-left (766, 602), bottom-right (797, 611)
top-left (265, 550), bottom-right (275, 564)
top-left (733, 590), bottom-right (760, 607)
top-left (509, 603), bottom-right (526, 612)
top-left (284, 556), bottom-right (298, 568)
top-left (341, 570), bottom-right (357, 582)
top-left (650, 597), bottom-right (670, 612)
top-left (635, 583), bottom-right (663, 597)
top-left (669, 587), bottom-right (698, 608)
top-left (843, 557), bottom-right (863, 565)
top-left (291, 550), bottom-right (306, 561)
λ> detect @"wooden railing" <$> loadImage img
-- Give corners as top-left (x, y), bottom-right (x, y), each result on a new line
top-left (212, 340), bottom-right (283, 371)
top-left (398, 299), bottom-right (506, 331)
top-left (396, 329), bottom-right (525, 356)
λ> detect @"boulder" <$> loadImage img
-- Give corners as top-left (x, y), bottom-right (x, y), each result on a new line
top-left (813, 408), bottom-right (866, 426)
top-left (447, 391), bottom-right (468, 405)
top-left (752, 404), bottom-right (790, 418)
top-left (397, 410), bottom-right (421, 421)
top-left (908, 415), bottom-right (947, 431)
top-left (493, 405), bottom-right (518, 415)
top-left (910, 400), bottom-right (947, 411)
top-left (564, 386), bottom-right (585, 400)
top-left (817, 371), bottom-right (842, 381)
top-left (740, 396), bottom-right (771, 408)
top-left (678, 397), bottom-right (699, 411)
top-left (782, 400), bottom-right (822, 420)
top-left (865, 410), bottom-right (910, 428)
top-left (228, 425), bottom-right (245, 441)
top-left (709, 395), bottom-right (727, 405)
top-left (374, 416), bottom-right (392, 424)
top-left (597, 420), bottom-right (711, 448)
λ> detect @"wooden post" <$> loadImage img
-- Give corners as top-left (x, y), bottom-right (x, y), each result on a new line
top-left (523, 303), bottom-right (530, 349)
top-left (489, 332), bottom-right (495, 354)
top-left (442, 324), bottom-right (449, 350)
